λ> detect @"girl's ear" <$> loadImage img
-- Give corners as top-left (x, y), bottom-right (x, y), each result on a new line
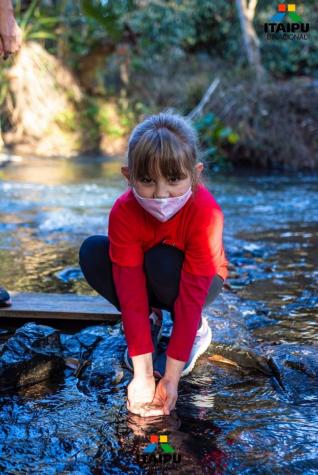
top-left (195, 162), bottom-right (204, 176)
top-left (121, 166), bottom-right (132, 185)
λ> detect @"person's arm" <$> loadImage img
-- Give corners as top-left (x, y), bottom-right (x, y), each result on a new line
top-left (166, 269), bottom-right (215, 362)
top-left (112, 262), bottom-right (156, 416)
top-left (141, 269), bottom-right (216, 417)
top-left (108, 202), bottom-right (153, 361)
top-left (0, 0), bottom-right (13, 11)
top-left (166, 207), bottom-right (226, 360)
top-left (140, 206), bottom-right (227, 417)
top-left (112, 263), bottom-right (154, 360)
top-left (0, 0), bottom-right (22, 58)
top-left (108, 200), bottom-right (158, 415)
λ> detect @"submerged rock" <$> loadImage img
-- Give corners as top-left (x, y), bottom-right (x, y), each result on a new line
top-left (208, 342), bottom-right (273, 376)
top-left (264, 344), bottom-right (318, 403)
top-left (0, 322), bottom-right (65, 392)
top-left (60, 324), bottom-right (126, 393)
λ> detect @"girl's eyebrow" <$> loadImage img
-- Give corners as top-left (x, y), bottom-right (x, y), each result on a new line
top-left (138, 170), bottom-right (189, 182)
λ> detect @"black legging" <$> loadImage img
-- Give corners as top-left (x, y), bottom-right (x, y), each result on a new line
top-left (78, 235), bottom-right (224, 326)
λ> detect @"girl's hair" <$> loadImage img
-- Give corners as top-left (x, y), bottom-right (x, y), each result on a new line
top-left (126, 109), bottom-right (204, 194)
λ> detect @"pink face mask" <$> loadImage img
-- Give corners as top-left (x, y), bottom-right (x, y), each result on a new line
top-left (132, 186), bottom-right (193, 222)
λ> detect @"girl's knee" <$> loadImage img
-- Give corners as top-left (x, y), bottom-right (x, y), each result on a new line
top-left (79, 235), bottom-right (109, 263)
top-left (145, 243), bottom-right (184, 273)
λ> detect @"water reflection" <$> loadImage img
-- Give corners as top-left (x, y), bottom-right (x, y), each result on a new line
top-left (0, 156), bottom-right (318, 473)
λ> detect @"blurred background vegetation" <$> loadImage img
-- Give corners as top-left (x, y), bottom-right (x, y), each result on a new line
top-left (0, 0), bottom-right (317, 171)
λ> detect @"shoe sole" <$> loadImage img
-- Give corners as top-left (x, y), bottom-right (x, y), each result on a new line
top-left (124, 323), bottom-right (163, 372)
top-left (181, 323), bottom-right (212, 377)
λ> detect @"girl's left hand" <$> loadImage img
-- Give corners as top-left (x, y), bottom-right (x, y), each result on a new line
top-left (141, 377), bottom-right (178, 417)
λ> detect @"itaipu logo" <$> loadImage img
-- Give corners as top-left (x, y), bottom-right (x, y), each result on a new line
top-left (264, 4), bottom-right (310, 40)
top-left (136, 434), bottom-right (181, 465)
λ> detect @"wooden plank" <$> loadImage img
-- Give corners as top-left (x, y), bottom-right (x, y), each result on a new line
top-left (0, 291), bottom-right (121, 322)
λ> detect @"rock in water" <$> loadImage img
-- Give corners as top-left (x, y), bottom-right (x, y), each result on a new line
top-left (264, 344), bottom-right (318, 403)
top-left (67, 325), bottom-right (126, 393)
top-left (208, 342), bottom-right (273, 376)
top-left (0, 322), bottom-right (65, 392)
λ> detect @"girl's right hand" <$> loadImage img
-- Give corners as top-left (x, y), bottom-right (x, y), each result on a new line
top-left (127, 375), bottom-right (156, 416)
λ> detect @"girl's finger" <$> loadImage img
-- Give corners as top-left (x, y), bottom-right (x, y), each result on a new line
top-left (141, 406), bottom-right (165, 417)
top-left (1, 34), bottom-right (21, 54)
top-left (164, 397), bottom-right (176, 414)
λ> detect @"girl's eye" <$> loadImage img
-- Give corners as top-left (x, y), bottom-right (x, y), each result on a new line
top-left (140, 177), bottom-right (153, 184)
top-left (168, 177), bottom-right (179, 183)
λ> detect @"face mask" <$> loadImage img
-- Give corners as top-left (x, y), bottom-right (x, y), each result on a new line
top-left (132, 185), bottom-right (193, 222)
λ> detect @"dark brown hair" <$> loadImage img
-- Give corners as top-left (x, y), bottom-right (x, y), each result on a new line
top-left (126, 109), bottom-right (204, 194)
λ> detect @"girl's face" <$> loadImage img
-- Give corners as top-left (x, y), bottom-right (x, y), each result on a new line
top-left (121, 162), bottom-right (203, 199)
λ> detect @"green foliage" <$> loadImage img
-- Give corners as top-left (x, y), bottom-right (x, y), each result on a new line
top-left (0, 69), bottom-right (9, 109)
top-left (9, 0), bottom-right (318, 84)
top-left (16, 0), bottom-right (59, 42)
top-left (2, 0), bottom-right (317, 161)
top-left (257, 0), bottom-right (318, 77)
top-left (80, 0), bottom-right (126, 41)
top-left (261, 32), bottom-right (318, 78)
top-left (194, 112), bottom-right (239, 171)
top-left (55, 109), bottom-right (78, 132)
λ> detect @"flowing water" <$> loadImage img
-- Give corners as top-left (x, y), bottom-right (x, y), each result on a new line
top-left (0, 155), bottom-right (317, 474)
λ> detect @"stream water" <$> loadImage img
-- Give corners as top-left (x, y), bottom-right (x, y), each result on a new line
top-left (0, 155), bottom-right (317, 474)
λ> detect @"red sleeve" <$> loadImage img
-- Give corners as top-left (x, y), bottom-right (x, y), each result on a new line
top-left (183, 207), bottom-right (228, 280)
top-left (112, 262), bottom-right (154, 357)
top-left (108, 202), bottom-right (144, 267)
top-left (166, 268), bottom-right (214, 362)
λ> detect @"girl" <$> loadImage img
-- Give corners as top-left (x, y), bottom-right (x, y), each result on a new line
top-left (79, 111), bottom-right (228, 417)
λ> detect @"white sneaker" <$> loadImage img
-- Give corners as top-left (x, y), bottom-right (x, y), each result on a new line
top-left (181, 315), bottom-right (212, 376)
top-left (153, 315), bottom-right (212, 378)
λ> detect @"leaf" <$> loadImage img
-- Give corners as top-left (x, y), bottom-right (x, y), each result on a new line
top-left (65, 357), bottom-right (81, 370)
top-left (80, 0), bottom-right (123, 41)
top-left (20, 0), bottom-right (41, 30)
top-left (209, 354), bottom-right (241, 368)
top-left (27, 31), bottom-right (58, 40)
top-left (228, 132), bottom-right (239, 144)
top-left (37, 16), bottom-right (61, 26)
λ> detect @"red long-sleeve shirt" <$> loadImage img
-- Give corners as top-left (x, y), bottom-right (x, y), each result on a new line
top-left (108, 183), bottom-right (228, 362)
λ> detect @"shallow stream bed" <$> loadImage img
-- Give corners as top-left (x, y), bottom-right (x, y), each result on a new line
top-left (0, 156), bottom-right (317, 474)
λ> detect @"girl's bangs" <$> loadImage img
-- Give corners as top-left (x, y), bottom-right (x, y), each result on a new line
top-left (132, 130), bottom-right (192, 181)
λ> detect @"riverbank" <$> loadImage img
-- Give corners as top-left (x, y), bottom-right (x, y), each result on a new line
top-left (1, 47), bottom-right (317, 171)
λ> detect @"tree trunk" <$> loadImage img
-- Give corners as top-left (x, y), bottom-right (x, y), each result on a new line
top-left (235, 0), bottom-right (264, 80)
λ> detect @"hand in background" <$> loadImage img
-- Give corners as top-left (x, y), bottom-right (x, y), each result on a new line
top-left (127, 375), bottom-right (156, 416)
top-left (0, 3), bottom-right (22, 59)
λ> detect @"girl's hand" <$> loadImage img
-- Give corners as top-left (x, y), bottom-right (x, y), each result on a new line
top-left (141, 377), bottom-right (178, 417)
top-left (127, 375), bottom-right (156, 416)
